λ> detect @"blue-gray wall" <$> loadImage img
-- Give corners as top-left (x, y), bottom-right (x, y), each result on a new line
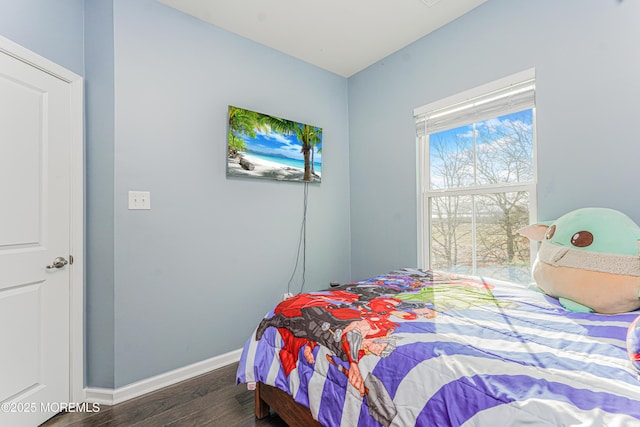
top-left (109, 0), bottom-right (350, 387)
top-left (0, 0), bottom-right (350, 388)
top-left (348, 0), bottom-right (640, 279)
top-left (2, 0), bottom-right (639, 390)
top-left (85, 0), bottom-right (116, 389)
top-left (0, 1), bottom-right (84, 75)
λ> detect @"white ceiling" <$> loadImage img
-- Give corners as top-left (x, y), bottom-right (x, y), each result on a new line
top-left (156, 0), bottom-right (487, 77)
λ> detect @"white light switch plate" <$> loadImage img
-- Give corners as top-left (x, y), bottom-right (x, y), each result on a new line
top-left (128, 191), bottom-right (151, 210)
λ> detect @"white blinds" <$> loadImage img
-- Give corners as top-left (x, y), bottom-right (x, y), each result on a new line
top-left (415, 72), bottom-right (535, 137)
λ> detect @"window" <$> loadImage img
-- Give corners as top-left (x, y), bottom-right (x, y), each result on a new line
top-left (415, 70), bottom-right (536, 283)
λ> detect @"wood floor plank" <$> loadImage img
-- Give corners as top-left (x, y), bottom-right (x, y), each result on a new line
top-left (40, 363), bottom-right (288, 427)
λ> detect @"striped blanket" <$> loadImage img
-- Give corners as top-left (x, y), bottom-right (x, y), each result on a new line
top-left (236, 269), bottom-right (640, 426)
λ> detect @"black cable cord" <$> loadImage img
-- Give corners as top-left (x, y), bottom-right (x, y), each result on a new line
top-left (287, 182), bottom-right (309, 295)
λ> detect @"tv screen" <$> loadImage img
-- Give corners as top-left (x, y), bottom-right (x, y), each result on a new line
top-left (227, 105), bottom-right (322, 183)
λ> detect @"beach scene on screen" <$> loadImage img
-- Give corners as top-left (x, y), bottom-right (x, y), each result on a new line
top-left (227, 105), bottom-right (322, 183)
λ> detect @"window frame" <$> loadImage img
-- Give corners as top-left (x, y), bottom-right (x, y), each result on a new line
top-left (415, 70), bottom-right (538, 276)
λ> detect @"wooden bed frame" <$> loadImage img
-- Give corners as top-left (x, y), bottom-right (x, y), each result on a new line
top-left (255, 381), bottom-right (323, 426)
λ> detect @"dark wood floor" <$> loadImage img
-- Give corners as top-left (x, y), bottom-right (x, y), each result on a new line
top-left (40, 363), bottom-right (288, 427)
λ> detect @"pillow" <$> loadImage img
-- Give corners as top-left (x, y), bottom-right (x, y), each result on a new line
top-left (519, 207), bottom-right (640, 314)
top-left (628, 315), bottom-right (640, 375)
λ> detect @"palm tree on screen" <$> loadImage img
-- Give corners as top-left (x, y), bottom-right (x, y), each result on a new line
top-left (261, 116), bottom-right (321, 182)
top-left (227, 106), bottom-right (264, 157)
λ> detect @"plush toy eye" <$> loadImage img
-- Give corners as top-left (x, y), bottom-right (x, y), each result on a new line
top-left (570, 231), bottom-right (594, 247)
top-left (545, 225), bottom-right (556, 240)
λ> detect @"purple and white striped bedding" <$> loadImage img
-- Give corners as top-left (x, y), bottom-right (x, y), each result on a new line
top-left (236, 269), bottom-right (640, 426)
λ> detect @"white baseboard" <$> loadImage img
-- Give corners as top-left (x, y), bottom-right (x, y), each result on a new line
top-left (84, 348), bottom-right (243, 405)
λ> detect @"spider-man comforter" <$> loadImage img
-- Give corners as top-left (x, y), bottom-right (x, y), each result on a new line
top-left (236, 269), bottom-right (640, 426)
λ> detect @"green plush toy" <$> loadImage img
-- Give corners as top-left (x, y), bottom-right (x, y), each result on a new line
top-left (519, 207), bottom-right (640, 314)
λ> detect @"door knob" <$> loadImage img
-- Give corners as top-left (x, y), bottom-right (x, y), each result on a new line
top-left (46, 257), bottom-right (68, 269)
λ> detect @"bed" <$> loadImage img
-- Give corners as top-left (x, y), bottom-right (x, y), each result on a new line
top-left (236, 268), bottom-right (640, 426)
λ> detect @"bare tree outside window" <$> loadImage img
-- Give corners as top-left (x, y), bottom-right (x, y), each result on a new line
top-left (427, 109), bottom-right (534, 283)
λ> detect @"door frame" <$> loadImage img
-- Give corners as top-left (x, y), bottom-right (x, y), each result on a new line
top-left (0, 36), bottom-right (84, 402)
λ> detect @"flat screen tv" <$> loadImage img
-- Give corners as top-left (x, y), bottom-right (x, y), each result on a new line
top-left (226, 105), bottom-right (322, 183)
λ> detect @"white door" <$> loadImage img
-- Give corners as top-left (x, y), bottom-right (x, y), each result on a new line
top-left (0, 43), bottom-right (77, 427)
